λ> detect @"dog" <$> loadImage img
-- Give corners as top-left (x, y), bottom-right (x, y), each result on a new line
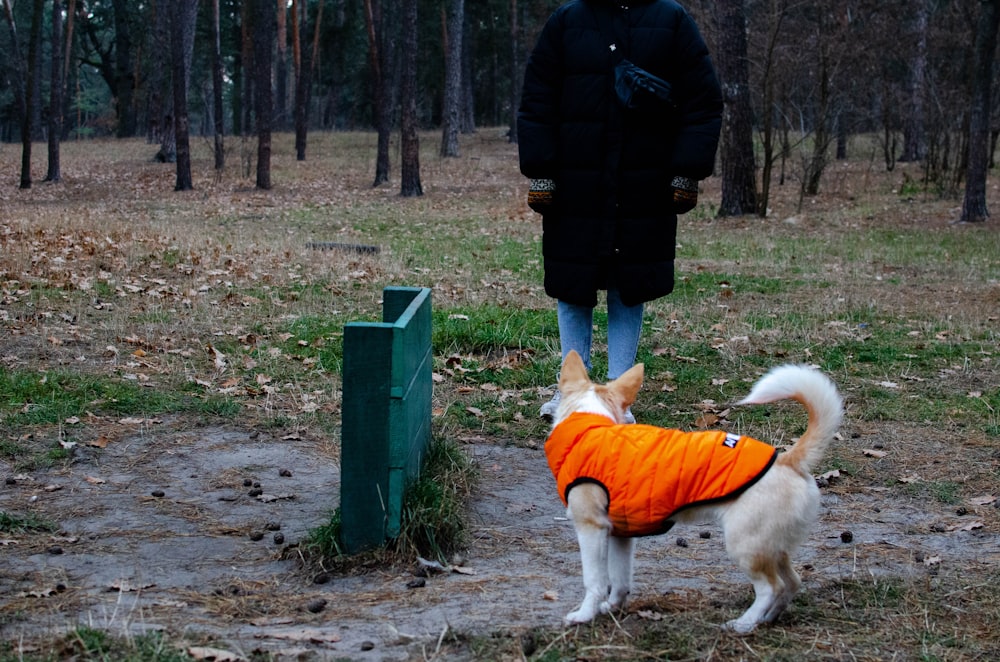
top-left (545, 350), bottom-right (842, 633)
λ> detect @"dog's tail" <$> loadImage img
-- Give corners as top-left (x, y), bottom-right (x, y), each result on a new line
top-left (737, 365), bottom-right (843, 475)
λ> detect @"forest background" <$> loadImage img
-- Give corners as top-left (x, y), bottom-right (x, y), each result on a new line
top-left (2, 0), bottom-right (1000, 220)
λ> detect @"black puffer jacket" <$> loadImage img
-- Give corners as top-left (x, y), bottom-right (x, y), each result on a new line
top-left (518, 0), bottom-right (722, 307)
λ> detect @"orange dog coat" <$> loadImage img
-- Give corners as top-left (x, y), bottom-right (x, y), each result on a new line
top-left (546, 413), bottom-right (777, 537)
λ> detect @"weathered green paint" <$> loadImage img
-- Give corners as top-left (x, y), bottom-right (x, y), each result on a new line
top-left (340, 287), bottom-right (432, 553)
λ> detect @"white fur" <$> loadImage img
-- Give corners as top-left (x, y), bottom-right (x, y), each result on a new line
top-left (553, 351), bottom-right (843, 633)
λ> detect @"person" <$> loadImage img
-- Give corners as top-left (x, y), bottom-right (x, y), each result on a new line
top-left (517, 0), bottom-right (723, 422)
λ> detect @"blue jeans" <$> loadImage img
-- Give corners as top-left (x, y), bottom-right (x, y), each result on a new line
top-left (557, 287), bottom-right (644, 380)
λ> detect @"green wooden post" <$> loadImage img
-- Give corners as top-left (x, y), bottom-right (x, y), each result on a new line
top-left (340, 287), bottom-right (432, 553)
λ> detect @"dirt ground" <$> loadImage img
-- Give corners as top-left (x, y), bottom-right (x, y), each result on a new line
top-left (2, 413), bottom-right (997, 661)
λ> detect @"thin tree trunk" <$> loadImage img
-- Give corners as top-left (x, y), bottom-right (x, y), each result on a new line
top-left (400, 0), bottom-right (422, 196)
top-left (440, 0), bottom-right (463, 157)
top-left (46, 0), bottom-right (65, 182)
top-left (20, 0), bottom-right (45, 189)
top-left (715, 0), bottom-right (757, 216)
top-left (900, 0), bottom-right (928, 163)
top-left (63, 0), bottom-right (77, 139)
top-left (275, 0), bottom-right (288, 129)
top-left (255, 0), bottom-right (275, 190)
top-left (170, 0), bottom-right (199, 191)
top-left (112, 0), bottom-right (137, 137)
top-left (960, 0), bottom-right (1000, 223)
top-left (507, 0), bottom-right (518, 143)
top-left (366, 0), bottom-right (392, 185)
top-left (293, 0), bottom-right (318, 161)
top-left (3, 0), bottom-right (27, 186)
top-left (212, 0), bottom-right (225, 170)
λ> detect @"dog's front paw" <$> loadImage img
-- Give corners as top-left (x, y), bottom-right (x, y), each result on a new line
top-left (565, 605), bottom-right (598, 625)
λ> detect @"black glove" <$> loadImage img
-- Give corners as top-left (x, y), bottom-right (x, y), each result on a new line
top-left (671, 176), bottom-right (698, 214)
top-left (528, 178), bottom-right (555, 214)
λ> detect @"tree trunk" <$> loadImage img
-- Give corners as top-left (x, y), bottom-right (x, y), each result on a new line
top-left (45, 0), bottom-right (65, 182)
top-left (715, 0), bottom-right (757, 216)
top-left (900, 0), bottom-right (929, 163)
top-left (211, 0), bottom-right (225, 170)
top-left (275, 0), bottom-right (288, 129)
top-left (3, 0), bottom-right (28, 186)
top-left (440, 0), bottom-right (463, 157)
top-left (293, 0), bottom-right (320, 161)
top-left (20, 0), bottom-right (45, 189)
top-left (366, 0), bottom-right (393, 186)
top-left (63, 0), bottom-right (77, 139)
top-left (170, 0), bottom-right (199, 191)
top-left (460, 7), bottom-right (476, 134)
top-left (112, 0), bottom-right (137, 137)
top-left (960, 0), bottom-right (1000, 223)
top-left (255, 0), bottom-right (275, 190)
top-left (400, 0), bottom-right (422, 196)
top-left (507, 0), bottom-right (519, 143)
top-left (757, 0), bottom-right (785, 217)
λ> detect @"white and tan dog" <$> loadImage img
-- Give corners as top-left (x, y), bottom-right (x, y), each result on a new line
top-left (546, 350), bottom-right (842, 633)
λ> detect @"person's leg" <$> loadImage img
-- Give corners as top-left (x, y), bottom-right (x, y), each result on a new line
top-left (606, 287), bottom-right (643, 424)
top-left (540, 300), bottom-right (594, 420)
top-left (606, 287), bottom-right (643, 380)
top-left (557, 300), bottom-right (595, 371)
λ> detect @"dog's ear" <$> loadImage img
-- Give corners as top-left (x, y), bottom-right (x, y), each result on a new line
top-left (559, 350), bottom-right (590, 392)
top-left (610, 363), bottom-right (644, 405)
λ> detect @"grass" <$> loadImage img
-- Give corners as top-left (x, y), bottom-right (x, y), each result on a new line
top-left (304, 434), bottom-right (478, 567)
top-left (2, 131), bottom-right (999, 659)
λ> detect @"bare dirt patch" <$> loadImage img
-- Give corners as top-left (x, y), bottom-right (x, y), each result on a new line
top-left (2, 415), bottom-right (997, 660)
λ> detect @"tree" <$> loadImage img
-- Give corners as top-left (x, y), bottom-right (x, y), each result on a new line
top-left (254, 0), bottom-right (275, 189)
top-left (46, 0), bottom-right (65, 182)
top-left (3, 0), bottom-right (28, 187)
top-left (365, 0), bottom-right (394, 185)
top-left (111, 0), bottom-right (138, 137)
top-left (293, 0), bottom-right (322, 161)
top-left (960, 0), bottom-right (1000, 223)
top-left (440, 0), bottom-right (464, 157)
top-left (400, 0), bottom-right (422, 196)
top-left (21, 0), bottom-right (44, 189)
top-left (715, 0), bottom-right (757, 217)
top-left (170, 0), bottom-right (199, 191)
top-left (211, 0), bottom-right (225, 170)
top-left (899, 0), bottom-right (929, 163)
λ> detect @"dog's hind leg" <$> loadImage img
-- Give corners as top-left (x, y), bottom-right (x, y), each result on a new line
top-left (761, 553), bottom-right (800, 624)
top-left (724, 555), bottom-right (784, 635)
top-left (605, 535), bottom-right (634, 612)
top-left (565, 484), bottom-right (612, 624)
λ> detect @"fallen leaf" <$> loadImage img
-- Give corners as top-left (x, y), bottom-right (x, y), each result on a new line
top-left (694, 413), bottom-right (719, 428)
top-left (818, 469), bottom-right (842, 481)
top-left (466, 406), bottom-right (484, 417)
top-left (968, 495), bottom-right (996, 506)
top-left (879, 381), bottom-right (899, 389)
top-left (862, 449), bottom-right (887, 458)
top-left (637, 610), bottom-right (664, 621)
top-left (0, 539), bottom-right (17, 546)
top-left (899, 474), bottom-right (921, 484)
top-left (542, 590), bottom-right (559, 601)
top-left (88, 436), bottom-right (110, 448)
top-left (84, 476), bottom-right (106, 485)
